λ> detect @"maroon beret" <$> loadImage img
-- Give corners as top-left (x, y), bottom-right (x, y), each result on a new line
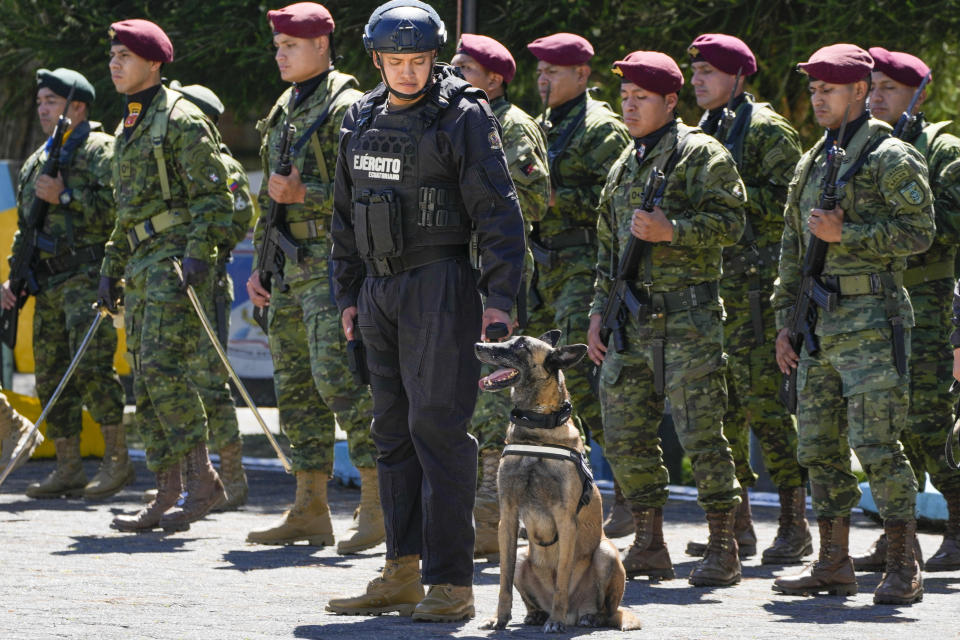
top-left (457, 34), bottom-right (516, 84)
top-left (527, 33), bottom-right (593, 66)
top-left (109, 19), bottom-right (174, 63)
top-left (869, 47), bottom-right (931, 87)
top-left (797, 43), bottom-right (873, 84)
top-left (688, 33), bottom-right (757, 76)
top-left (268, 2), bottom-right (335, 38)
top-left (613, 51), bottom-right (683, 95)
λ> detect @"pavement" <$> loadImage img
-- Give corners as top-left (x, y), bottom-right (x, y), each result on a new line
top-left (0, 456), bottom-right (957, 640)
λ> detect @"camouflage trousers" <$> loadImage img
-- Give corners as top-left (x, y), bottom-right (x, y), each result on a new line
top-left (721, 276), bottom-right (804, 490)
top-left (267, 249), bottom-right (375, 473)
top-left (599, 306), bottom-right (741, 513)
top-left (904, 282), bottom-right (960, 494)
top-left (33, 270), bottom-right (124, 439)
top-left (797, 326), bottom-right (917, 520)
top-left (125, 260), bottom-right (216, 472)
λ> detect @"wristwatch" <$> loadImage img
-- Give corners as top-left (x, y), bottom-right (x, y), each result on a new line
top-left (58, 189), bottom-right (73, 206)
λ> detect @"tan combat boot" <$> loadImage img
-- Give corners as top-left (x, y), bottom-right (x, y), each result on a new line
top-left (26, 435), bottom-right (87, 498)
top-left (212, 440), bottom-right (248, 512)
top-left (623, 506), bottom-right (675, 579)
top-left (159, 441), bottom-right (226, 531)
top-left (925, 489), bottom-right (960, 572)
top-left (473, 449), bottom-right (501, 560)
top-left (0, 397), bottom-right (37, 472)
top-left (686, 487), bottom-right (756, 558)
top-left (854, 532), bottom-right (925, 572)
top-left (603, 480), bottom-right (635, 539)
top-left (111, 462), bottom-right (183, 531)
top-left (689, 508), bottom-right (742, 586)
top-left (772, 516), bottom-right (858, 596)
top-left (761, 486), bottom-right (813, 565)
top-left (874, 518), bottom-right (924, 604)
top-left (246, 469), bottom-right (334, 546)
top-left (412, 584), bottom-right (475, 622)
top-left (337, 466), bottom-right (386, 554)
top-left (326, 555), bottom-right (424, 616)
top-left (84, 423), bottom-right (135, 499)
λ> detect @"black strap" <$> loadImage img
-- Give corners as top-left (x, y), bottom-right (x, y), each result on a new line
top-left (723, 101), bottom-right (755, 167)
top-left (638, 130), bottom-right (690, 287)
top-left (509, 401), bottom-right (573, 429)
top-left (501, 439), bottom-right (594, 514)
top-left (290, 84), bottom-right (354, 157)
top-left (837, 134), bottom-right (889, 190)
top-left (548, 100), bottom-right (596, 184)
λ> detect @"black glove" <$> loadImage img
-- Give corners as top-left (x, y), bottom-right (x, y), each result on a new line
top-left (180, 257), bottom-right (209, 290)
top-left (97, 276), bottom-right (121, 313)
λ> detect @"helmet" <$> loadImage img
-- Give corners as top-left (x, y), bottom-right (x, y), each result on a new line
top-left (363, 1), bottom-right (447, 54)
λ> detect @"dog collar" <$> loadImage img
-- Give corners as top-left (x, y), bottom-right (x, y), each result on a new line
top-left (509, 401), bottom-right (573, 429)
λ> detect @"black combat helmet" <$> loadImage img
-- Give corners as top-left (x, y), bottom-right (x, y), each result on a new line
top-left (363, 0), bottom-right (447, 54)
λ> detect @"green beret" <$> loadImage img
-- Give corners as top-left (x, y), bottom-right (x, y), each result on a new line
top-left (36, 68), bottom-right (96, 104)
top-left (170, 80), bottom-right (224, 122)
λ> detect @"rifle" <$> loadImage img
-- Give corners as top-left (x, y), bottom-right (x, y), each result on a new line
top-left (714, 66), bottom-right (743, 144)
top-left (0, 84), bottom-right (76, 348)
top-left (891, 72), bottom-right (931, 139)
top-left (779, 107), bottom-right (850, 413)
top-left (252, 89), bottom-right (302, 334)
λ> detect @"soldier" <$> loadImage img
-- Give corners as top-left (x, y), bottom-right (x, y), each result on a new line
top-left (450, 33), bottom-right (550, 560)
top-left (684, 34), bottom-right (811, 564)
top-left (1, 68), bottom-right (129, 500)
top-left (244, 2), bottom-right (383, 554)
top-left (103, 19), bottom-right (232, 531)
top-left (856, 47), bottom-right (960, 573)
top-left (326, 0), bottom-right (524, 621)
top-left (772, 44), bottom-right (933, 605)
top-left (586, 51), bottom-right (746, 587)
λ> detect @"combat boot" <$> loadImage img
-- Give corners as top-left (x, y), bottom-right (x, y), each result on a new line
top-left (83, 423), bottom-right (135, 499)
top-left (326, 555), bottom-right (424, 616)
top-left (761, 486), bottom-right (813, 565)
top-left (772, 516), bottom-right (858, 596)
top-left (622, 506), bottom-right (675, 579)
top-left (26, 435), bottom-right (86, 498)
top-left (246, 469), bottom-right (334, 546)
top-left (111, 462), bottom-right (182, 531)
top-left (0, 397), bottom-right (37, 472)
top-left (853, 533), bottom-right (925, 572)
top-left (159, 441), bottom-right (226, 531)
top-left (874, 518), bottom-right (923, 604)
top-left (689, 508), bottom-right (742, 587)
top-left (925, 488), bottom-right (960, 571)
top-left (337, 466), bottom-right (386, 554)
top-left (212, 441), bottom-right (247, 512)
top-left (686, 487), bottom-right (757, 558)
top-left (603, 480), bottom-right (635, 539)
top-left (411, 584), bottom-right (475, 622)
top-left (473, 449), bottom-right (501, 560)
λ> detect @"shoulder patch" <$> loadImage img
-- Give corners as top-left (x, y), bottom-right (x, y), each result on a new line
top-left (488, 129), bottom-right (502, 151)
top-left (898, 180), bottom-right (925, 205)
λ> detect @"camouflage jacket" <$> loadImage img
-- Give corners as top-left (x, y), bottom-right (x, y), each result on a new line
top-left (772, 117), bottom-right (935, 335)
top-left (491, 96), bottom-right (549, 228)
top-left (539, 93), bottom-right (630, 236)
top-left (591, 119), bottom-right (746, 315)
top-left (101, 86), bottom-right (233, 278)
top-left (253, 69), bottom-right (363, 268)
top-left (12, 121), bottom-right (115, 282)
top-left (220, 147), bottom-right (254, 255)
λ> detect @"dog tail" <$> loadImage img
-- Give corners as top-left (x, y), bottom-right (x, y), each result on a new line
top-left (611, 607), bottom-right (642, 631)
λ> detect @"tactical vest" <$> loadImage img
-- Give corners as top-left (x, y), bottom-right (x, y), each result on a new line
top-left (347, 74), bottom-right (476, 276)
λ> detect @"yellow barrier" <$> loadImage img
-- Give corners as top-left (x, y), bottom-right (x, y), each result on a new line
top-left (2, 390), bottom-right (105, 458)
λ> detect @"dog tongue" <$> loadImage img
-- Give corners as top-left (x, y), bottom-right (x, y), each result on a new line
top-left (478, 367), bottom-right (515, 391)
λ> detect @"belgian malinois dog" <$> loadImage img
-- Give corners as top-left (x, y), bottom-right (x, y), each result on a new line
top-left (475, 330), bottom-right (641, 633)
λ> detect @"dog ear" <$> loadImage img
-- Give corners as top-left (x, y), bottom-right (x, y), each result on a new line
top-left (544, 343), bottom-right (587, 373)
top-left (537, 329), bottom-right (562, 347)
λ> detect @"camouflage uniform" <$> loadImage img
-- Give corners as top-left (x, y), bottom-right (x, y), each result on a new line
top-left (532, 93), bottom-right (630, 444)
top-left (706, 96), bottom-right (805, 491)
top-left (772, 116), bottom-right (935, 520)
top-left (101, 86), bottom-right (234, 472)
top-left (13, 121), bottom-right (124, 439)
top-left (254, 71), bottom-right (376, 473)
top-left (899, 117), bottom-right (960, 494)
top-left (592, 119), bottom-right (745, 513)
top-left (470, 95), bottom-right (550, 453)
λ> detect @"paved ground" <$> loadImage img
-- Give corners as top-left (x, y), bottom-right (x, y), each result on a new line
top-left (0, 456), bottom-right (956, 640)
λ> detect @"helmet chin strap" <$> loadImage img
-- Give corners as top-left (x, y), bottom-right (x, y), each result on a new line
top-left (375, 52), bottom-right (436, 101)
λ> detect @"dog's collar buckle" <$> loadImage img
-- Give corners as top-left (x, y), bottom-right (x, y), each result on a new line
top-left (509, 401), bottom-right (573, 429)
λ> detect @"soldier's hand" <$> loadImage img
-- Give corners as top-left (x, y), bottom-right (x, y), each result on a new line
top-left (631, 206), bottom-right (674, 243)
top-left (35, 173), bottom-right (66, 205)
top-left (0, 280), bottom-right (18, 310)
top-left (808, 206), bottom-right (843, 242)
top-left (268, 166), bottom-right (307, 204)
top-left (97, 276), bottom-right (121, 314)
top-left (180, 257), bottom-right (209, 290)
top-left (341, 306), bottom-right (359, 340)
top-left (481, 307), bottom-right (513, 341)
top-left (775, 327), bottom-right (800, 374)
top-left (247, 270), bottom-right (270, 308)
top-left (587, 313), bottom-right (607, 366)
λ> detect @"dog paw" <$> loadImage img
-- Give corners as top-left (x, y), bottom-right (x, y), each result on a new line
top-left (542, 619), bottom-right (566, 633)
top-left (577, 613), bottom-right (600, 627)
top-left (480, 617), bottom-right (509, 630)
top-left (523, 611), bottom-right (548, 626)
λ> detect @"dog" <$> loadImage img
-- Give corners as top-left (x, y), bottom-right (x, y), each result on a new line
top-left (475, 330), bottom-right (641, 633)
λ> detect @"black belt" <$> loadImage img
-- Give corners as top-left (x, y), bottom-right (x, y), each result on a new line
top-left (34, 244), bottom-right (104, 278)
top-left (363, 245), bottom-right (468, 277)
top-left (722, 244), bottom-right (780, 278)
top-left (646, 281), bottom-right (719, 316)
top-left (540, 227), bottom-right (596, 250)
